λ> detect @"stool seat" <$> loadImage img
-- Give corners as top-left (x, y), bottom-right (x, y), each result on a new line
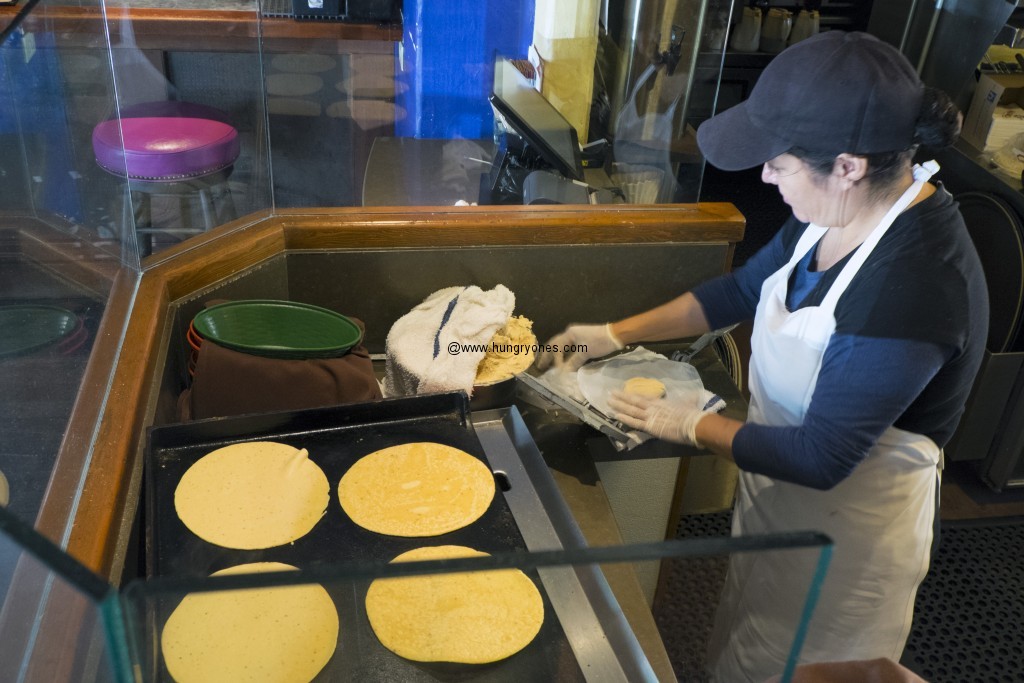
top-left (92, 116), bottom-right (240, 180)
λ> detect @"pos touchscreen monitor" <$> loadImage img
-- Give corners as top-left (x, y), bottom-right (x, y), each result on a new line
top-left (488, 58), bottom-right (584, 182)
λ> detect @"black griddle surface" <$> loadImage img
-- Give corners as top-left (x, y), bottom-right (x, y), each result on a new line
top-left (143, 392), bottom-right (585, 682)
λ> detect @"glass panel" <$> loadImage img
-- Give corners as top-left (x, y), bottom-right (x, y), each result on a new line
top-left (101, 0), bottom-right (272, 263)
top-left (119, 536), bottom-right (831, 683)
top-left (2, 0), bottom-right (133, 267)
top-left (0, 457), bottom-right (832, 683)
top-left (258, 6), bottom-right (404, 209)
top-left (0, 507), bottom-right (127, 683)
top-left (6, 0), bottom-right (730, 261)
top-left (125, 390), bottom-right (830, 683)
top-left (0, 2), bottom-right (137, 547)
top-left (263, 0), bottom-right (724, 211)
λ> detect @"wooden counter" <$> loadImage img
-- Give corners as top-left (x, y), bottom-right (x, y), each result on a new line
top-left (1, 3), bottom-right (400, 53)
top-left (1, 203), bottom-right (745, 681)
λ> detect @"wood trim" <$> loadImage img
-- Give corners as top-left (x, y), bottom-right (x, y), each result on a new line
top-left (57, 203), bottom-right (743, 576)
top-left (2, 204), bottom-right (743, 680)
top-left (1, 5), bottom-right (400, 53)
top-left (0, 203), bottom-right (746, 574)
top-left (275, 203), bottom-right (746, 249)
top-left (61, 270), bottom-right (167, 577)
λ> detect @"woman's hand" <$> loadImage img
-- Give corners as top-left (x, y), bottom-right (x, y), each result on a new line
top-left (608, 390), bottom-right (709, 446)
top-left (535, 323), bottom-right (623, 371)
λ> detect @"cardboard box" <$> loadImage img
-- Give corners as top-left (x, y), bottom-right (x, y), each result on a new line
top-left (963, 73), bottom-right (1024, 151)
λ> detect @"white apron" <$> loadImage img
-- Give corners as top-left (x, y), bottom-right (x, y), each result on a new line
top-left (708, 170), bottom-right (942, 683)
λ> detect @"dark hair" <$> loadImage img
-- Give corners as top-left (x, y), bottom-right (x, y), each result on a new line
top-left (789, 87), bottom-right (961, 200)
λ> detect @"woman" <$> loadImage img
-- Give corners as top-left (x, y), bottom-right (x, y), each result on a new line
top-left (540, 32), bottom-right (988, 681)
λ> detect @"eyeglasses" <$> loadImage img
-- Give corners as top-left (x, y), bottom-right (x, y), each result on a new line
top-left (762, 161), bottom-right (803, 180)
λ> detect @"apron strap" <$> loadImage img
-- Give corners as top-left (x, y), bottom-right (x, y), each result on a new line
top-left (820, 162), bottom-right (936, 310)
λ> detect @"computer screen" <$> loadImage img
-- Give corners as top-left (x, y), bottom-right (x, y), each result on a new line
top-left (489, 58), bottom-right (584, 181)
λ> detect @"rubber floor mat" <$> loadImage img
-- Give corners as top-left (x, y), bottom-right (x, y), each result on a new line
top-left (901, 517), bottom-right (1024, 683)
top-left (659, 513), bottom-right (1024, 683)
top-left (655, 511), bottom-right (732, 683)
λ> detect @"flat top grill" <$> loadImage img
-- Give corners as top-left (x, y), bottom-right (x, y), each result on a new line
top-left (141, 393), bottom-right (653, 682)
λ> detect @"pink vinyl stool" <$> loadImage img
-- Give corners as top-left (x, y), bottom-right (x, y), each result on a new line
top-left (92, 102), bottom-right (241, 256)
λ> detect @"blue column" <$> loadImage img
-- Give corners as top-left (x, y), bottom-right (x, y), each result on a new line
top-left (397, 0), bottom-right (535, 139)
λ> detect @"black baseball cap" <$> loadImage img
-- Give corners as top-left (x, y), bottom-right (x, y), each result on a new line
top-left (697, 31), bottom-right (924, 171)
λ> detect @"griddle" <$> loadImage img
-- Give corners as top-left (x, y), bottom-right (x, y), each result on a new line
top-left (143, 392), bottom-right (587, 682)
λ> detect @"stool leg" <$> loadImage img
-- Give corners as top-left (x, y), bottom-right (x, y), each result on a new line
top-left (137, 192), bottom-right (154, 257)
top-left (218, 182), bottom-right (238, 224)
top-left (120, 187), bottom-right (133, 237)
top-left (179, 196), bottom-right (194, 233)
top-left (199, 188), bottom-right (216, 231)
top-left (120, 187), bottom-right (135, 263)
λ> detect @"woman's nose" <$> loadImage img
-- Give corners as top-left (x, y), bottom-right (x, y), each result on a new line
top-left (762, 163), bottom-right (776, 184)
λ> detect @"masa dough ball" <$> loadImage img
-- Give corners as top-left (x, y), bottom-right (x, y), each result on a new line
top-left (475, 315), bottom-right (537, 385)
top-left (623, 377), bottom-right (667, 399)
top-left (161, 562), bottom-right (339, 683)
top-left (365, 545), bottom-right (544, 664)
top-left (174, 441), bottom-right (329, 550)
top-left (338, 442), bottom-right (495, 537)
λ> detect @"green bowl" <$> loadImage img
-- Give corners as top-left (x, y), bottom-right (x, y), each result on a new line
top-left (192, 300), bottom-right (362, 359)
top-left (0, 305), bottom-right (78, 358)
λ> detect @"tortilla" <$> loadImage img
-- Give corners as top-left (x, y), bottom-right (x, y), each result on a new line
top-left (623, 376), bottom-right (667, 399)
top-left (337, 442), bottom-right (495, 537)
top-left (365, 545), bottom-right (544, 664)
top-left (174, 441), bottom-right (329, 550)
top-left (161, 562), bottom-right (338, 683)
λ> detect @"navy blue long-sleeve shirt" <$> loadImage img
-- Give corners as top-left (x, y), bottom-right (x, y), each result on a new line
top-left (692, 186), bottom-right (989, 490)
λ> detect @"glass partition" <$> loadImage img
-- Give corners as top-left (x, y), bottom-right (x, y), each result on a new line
top-left (119, 534), bottom-right (830, 683)
top-left (101, 0), bottom-right (273, 263)
top-left (0, 7), bottom-right (125, 263)
top-left (0, 1), bottom-right (742, 678)
top-left (0, 496), bottom-right (831, 683)
top-left (0, 2), bottom-right (143, 553)
top-left (319, 0), bottom-right (729, 209)
top-left (0, 0), bottom-right (273, 553)
top-left (3, 0), bottom-right (730, 262)
top-left (0, 507), bottom-right (127, 683)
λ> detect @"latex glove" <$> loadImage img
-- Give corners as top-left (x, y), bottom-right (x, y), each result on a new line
top-left (535, 323), bottom-right (623, 372)
top-left (608, 389), bottom-right (708, 447)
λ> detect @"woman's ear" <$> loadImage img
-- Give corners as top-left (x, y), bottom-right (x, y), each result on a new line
top-left (832, 153), bottom-right (869, 187)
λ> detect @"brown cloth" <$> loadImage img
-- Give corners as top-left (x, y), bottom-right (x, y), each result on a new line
top-left (178, 318), bottom-right (381, 421)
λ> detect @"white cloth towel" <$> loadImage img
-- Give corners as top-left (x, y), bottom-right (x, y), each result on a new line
top-left (383, 285), bottom-right (515, 397)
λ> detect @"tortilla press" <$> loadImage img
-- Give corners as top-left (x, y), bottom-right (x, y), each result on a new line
top-left (516, 324), bottom-right (739, 450)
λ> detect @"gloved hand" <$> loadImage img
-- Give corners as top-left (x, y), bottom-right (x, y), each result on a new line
top-left (607, 389), bottom-right (709, 447)
top-left (535, 323), bottom-right (623, 372)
